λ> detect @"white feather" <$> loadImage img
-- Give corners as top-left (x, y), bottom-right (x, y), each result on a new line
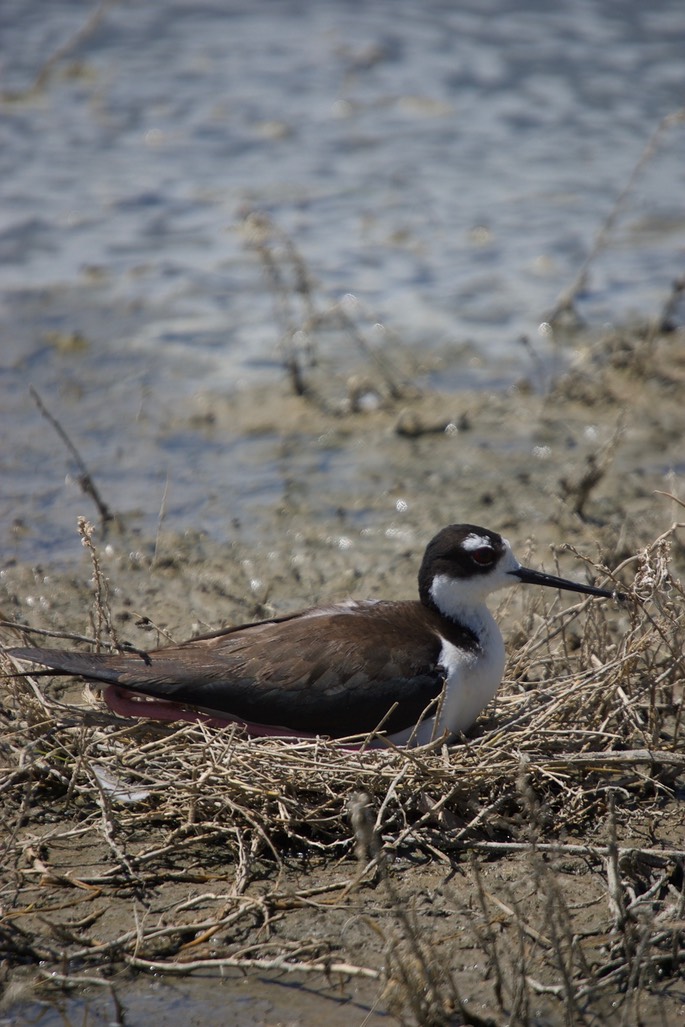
top-left (388, 537), bottom-right (520, 745)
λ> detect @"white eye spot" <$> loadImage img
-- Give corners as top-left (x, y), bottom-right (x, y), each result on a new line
top-left (462, 533), bottom-right (492, 552)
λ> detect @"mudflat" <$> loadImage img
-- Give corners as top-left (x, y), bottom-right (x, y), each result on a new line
top-left (2, 325), bottom-right (684, 1025)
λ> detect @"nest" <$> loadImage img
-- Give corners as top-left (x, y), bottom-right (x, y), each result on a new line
top-left (1, 525), bottom-right (684, 1025)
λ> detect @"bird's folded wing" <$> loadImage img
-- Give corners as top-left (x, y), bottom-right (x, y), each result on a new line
top-left (8, 602), bottom-right (449, 736)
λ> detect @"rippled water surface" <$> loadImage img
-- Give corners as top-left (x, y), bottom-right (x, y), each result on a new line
top-left (1, 0), bottom-right (684, 562)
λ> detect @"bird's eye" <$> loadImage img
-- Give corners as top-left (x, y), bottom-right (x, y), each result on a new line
top-left (471, 546), bottom-right (496, 567)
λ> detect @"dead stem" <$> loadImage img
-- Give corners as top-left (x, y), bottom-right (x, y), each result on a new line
top-left (29, 386), bottom-right (117, 532)
top-left (241, 208), bottom-right (414, 409)
top-left (1, 0), bottom-right (111, 102)
top-left (547, 107), bottom-right (685, 325)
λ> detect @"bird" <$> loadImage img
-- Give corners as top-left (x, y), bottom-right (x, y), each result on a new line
top-left (7, 524), bottom-right (622, 747)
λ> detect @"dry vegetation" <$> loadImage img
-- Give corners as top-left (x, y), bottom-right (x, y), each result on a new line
top-left (1, 521), bottom-right (684, 1025)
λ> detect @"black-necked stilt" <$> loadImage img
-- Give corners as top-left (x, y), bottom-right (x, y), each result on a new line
top-left (8, 524), bottom-right (622, 746)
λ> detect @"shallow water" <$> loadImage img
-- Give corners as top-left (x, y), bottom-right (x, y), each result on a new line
top-left (1, 0), bottom-right (684, 564)
top-left (3, 971), bottom-right (389, 1027)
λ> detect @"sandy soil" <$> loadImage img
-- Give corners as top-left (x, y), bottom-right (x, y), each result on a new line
top-left (1, 323), bottom-right (684, 1025)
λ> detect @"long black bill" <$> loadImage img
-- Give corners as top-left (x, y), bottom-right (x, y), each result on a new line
top-left (511, 566), bottom-right (624, 600)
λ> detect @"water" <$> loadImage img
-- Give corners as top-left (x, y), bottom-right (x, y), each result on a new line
top-left (1, 972), bottom-right (388, 1027)
top-left (1, 0), bottom-right (684, 563)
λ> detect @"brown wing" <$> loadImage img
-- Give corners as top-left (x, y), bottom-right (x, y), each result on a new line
top-left (9, 601), bottom-right (473, 737)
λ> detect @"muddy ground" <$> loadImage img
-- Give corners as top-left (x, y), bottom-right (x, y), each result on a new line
top-left (1, 323), bottom-right (684, 1025)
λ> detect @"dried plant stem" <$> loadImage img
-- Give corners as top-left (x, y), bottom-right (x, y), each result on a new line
top-left (1, 0), bottom-right (111, 102)
top-left (30, 386), bottom-right (116, 531)
top-left (77, 517), bottom-right (118, 650)
top-left (548, 107), bottom-right (685, 324)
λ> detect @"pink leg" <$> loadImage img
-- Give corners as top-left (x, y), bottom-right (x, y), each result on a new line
top-left (102, 686), bottom-right (319, 738)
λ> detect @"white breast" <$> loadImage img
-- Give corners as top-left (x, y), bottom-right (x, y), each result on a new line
top-left (436, 605), bottom-right (505, 735)
top-left (388, 603), bottom-right (505, 747)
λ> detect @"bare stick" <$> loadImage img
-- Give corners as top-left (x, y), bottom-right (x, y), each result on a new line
top-left (547, 107), bottom-right (685, 324)
top-left (29, 385), bottom-right (115, 530)
top-left (1, 0), bottom-right (111, 102)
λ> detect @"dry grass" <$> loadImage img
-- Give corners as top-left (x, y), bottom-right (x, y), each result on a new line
top-left (1, 524), bottom-right (684, 1025)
